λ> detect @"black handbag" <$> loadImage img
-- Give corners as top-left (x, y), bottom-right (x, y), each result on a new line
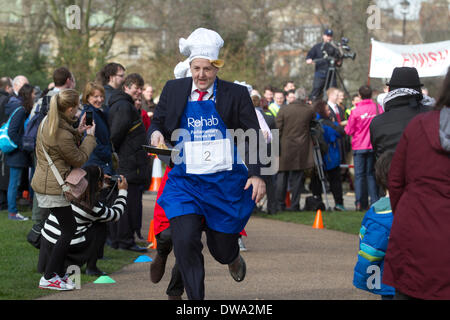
top-left (304, 195), bottom-right (326, 211)
top-left (27, 224), bottom-right (43, 249)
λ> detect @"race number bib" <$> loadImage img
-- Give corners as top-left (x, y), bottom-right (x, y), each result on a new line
top-left (185, 139), bottom-right (233, 174)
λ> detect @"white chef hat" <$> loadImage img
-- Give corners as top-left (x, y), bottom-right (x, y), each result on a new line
top-left (234, 80), bottom-right (253, 95)
top-left (174, 59), bottom-right (192, 79)
top-left (179, 28), bottom-right (224, 68)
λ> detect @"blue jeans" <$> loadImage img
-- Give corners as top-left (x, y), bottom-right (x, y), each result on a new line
top-left (353, 150), bottom-right (379, 208)
top-left (7, 167), bottom-right (22, 213)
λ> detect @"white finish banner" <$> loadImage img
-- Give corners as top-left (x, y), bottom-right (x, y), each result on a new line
top-left (369, 39), bottom-right (450, 78)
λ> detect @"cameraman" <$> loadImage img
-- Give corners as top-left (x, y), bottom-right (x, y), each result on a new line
top-left (306, 29), bottom-right (341, 101)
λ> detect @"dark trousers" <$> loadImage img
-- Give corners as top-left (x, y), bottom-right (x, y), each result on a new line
top-left (309, 74), bottom-right (337, 101)
top-left (156, 228), bottom-right (184, 297)
top-left (262, 174), bottom-right (277, 214)
top-left (109, 183), bottom-right (142, 249)
top-left (44, 206), bottom-right (77, 279)
top-left (86, 223), bottom-right (107, 269)
top-left (169, 214), bottom-right (240, 300)
top-left (0, 190), bottom-right (7, 210)
top-left (353, 150), bottom-right (379, 208)
top-left (311, 166), bottom-right (343, 206)
top-left (39, 222), bottom-right (107, 275)
top-left (276, 170), bottom-right (304, 210)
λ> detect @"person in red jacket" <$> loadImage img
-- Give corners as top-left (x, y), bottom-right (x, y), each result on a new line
top-left (134, 97), bottom-right (150, 132)
top-left (382, 67), bottom-right (450, 300)
top-left (150, 166), bottom-right (185, 300)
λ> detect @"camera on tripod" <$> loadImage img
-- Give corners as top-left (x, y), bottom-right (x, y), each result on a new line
top-left (335, 37), bottom-right (356, 60)
top-left (310, 119), bottom-right (321, 138)
top-left (322, 37), bottom-right (356, 64)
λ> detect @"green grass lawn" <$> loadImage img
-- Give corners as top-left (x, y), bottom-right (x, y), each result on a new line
top-left (254, 209), bottom-right (365, 235)
top-left (0, 209), bottom-right (143, 300)
top-left (0, 205), bottom-right (364, 300)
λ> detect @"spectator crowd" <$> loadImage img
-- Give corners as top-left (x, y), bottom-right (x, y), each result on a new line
top-left (0, 53), bottom-right (448, 299)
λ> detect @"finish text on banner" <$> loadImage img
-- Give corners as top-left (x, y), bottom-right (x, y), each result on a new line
top-left (369, 39), bottom-right (450, 78)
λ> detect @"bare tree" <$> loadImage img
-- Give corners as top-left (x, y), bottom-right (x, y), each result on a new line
top-left (45, 0), bottom-right (129, 89)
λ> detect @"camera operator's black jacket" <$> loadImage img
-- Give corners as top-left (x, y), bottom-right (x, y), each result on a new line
top-left (369, 94), bottom-right (431, 159)
top-left (108, 91), bottom-right (151, 187)
top-left (306, 42), bottom-right (340, 78)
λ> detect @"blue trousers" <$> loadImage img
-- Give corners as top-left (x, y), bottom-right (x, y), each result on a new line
top-left (7, 167), bottom-right (22, 213)
top-left (353, 150), bottom-right (379, 208)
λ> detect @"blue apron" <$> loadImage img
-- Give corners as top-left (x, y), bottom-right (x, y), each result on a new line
top-left (157, 80), bottom-right (255, 234)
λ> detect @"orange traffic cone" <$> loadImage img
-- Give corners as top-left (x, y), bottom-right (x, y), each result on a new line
top-left (147, 219), bottom-right (157, 249)
top-left (285, 191), bottom-right (291, 208)
top-left (312, 209), bottom-right (324, 229)
top-left (149, 156), bottom-right (163, 193)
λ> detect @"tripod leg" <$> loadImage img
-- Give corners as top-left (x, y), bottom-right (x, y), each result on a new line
top-left (335, 69), bottom-right (350, 98)
top-left (322, 67), bottom-right (335, 100)
top-left (312, 143), bottom-right (331, 211)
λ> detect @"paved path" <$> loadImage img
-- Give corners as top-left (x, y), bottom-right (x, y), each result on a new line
top-left (38, 193), bottom-right (376, 300)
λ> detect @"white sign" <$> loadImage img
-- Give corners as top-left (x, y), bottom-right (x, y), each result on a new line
top-left (369, 39), bottom-right (450, 78)
top-left (185, 139), bottom-right (232, 175)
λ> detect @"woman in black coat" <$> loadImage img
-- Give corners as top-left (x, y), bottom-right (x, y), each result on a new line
top-left (80, 82), bottom-right (113, 176)
top-left (5, 84), bottom-right (33, 220)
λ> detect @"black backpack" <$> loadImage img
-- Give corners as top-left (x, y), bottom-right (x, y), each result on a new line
top-left (304, 195), bottom-right (326, 211)
top-left (22, 95), bottom-right (51, 153)
top-left (310, 119), bottom-right (328, 156)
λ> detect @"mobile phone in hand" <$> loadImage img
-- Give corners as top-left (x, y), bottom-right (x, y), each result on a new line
top-left (85, 111), bottom-right (93, 126)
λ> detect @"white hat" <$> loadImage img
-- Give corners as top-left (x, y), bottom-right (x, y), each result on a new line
top-left (179, 28), bottom-right (224, 67)
top-left (234, 80), bottom-right (253, 95)
top-left (174, 59), bottom-right (192, 79)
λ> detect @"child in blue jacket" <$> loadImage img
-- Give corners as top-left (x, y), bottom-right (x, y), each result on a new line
top-left (353, 151), bottom-right (395, 299)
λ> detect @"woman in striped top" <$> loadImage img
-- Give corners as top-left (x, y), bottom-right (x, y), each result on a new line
top-left (38, 165), bottom-right (128, 289)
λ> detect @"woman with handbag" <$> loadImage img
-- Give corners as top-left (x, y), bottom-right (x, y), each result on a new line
top-left (31, 89), bottom-right (96, 291)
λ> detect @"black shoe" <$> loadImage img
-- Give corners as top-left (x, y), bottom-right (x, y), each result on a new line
top-left (86, 267), bottom-right (107, 276)
top-left (228, 255), bottom-right (246, 282)
top-left (120, 244), bottom-right (148, 253)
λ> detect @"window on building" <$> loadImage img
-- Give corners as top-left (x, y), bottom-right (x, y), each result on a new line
top-left (129, 45), bottom-right (139, 58)
top-left (282, 25), bottom-right (322, 48)
top-left (303, 26), bottom-right (322, 47)
top-left (39, 42), bottom-right (51, 56)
